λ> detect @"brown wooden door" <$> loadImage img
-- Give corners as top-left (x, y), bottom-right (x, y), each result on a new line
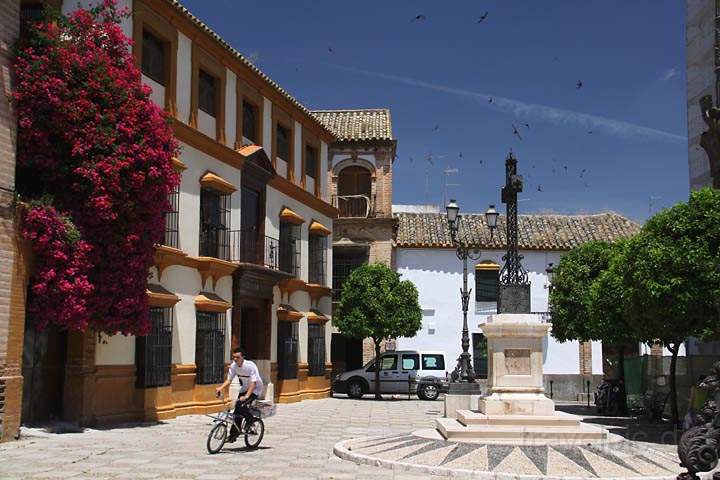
top-left (240, 186), bottom-right (260, 262)
top-left (337, 166), bottom-right (371, 196)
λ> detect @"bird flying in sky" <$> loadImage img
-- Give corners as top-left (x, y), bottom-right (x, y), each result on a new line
top-left (576, 80), bottom-right (583, 89)
top-left (477, 12), bottom-right (489, 23)
top-left (512, 124), bottom-right (522, 140)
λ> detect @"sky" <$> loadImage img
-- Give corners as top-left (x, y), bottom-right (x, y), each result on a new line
top-left (182, 0), bottom-right (689, 223)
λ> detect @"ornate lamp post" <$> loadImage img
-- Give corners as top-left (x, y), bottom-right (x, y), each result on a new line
top-left (497, 151), bottom-right (531, 314)
top-left (445, 200), bottom-right (498, 385)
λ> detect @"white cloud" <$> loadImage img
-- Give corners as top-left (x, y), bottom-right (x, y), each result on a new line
top-left (312, 62), bottom-right (686, 143)
top-left (662, 68), bottom-right (679, 81)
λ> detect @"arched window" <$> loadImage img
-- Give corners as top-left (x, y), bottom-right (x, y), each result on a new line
top-left (336, 166), bottom-right (372, 217)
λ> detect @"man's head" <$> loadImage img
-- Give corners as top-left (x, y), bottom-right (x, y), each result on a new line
top-left (232, 347), bottom-right (246, 366)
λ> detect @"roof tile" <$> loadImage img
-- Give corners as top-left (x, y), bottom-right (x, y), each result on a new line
top-left (311, 109), bottom-right (393, 141)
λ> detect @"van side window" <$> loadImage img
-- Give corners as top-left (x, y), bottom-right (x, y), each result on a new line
top-left (401, 354), bottom-right (420, 370)
top-left (422, 354), bottom-right (445, 370)
top-left (379, 355), bottom-right (398, 370)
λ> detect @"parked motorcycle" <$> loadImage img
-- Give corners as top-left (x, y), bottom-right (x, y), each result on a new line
top-left (594, 379), bottom-right (625, 416)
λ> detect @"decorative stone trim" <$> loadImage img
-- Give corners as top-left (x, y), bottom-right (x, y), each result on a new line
top-left (306, 309), bottom-right (329, 323)
top-left (277, 304), bottom-right (303, 322)
top-left (147, 284), bottom-right (180, 307)
top-left (309, 220), bottom-right (331, 236)
top-left (154, 244), bottom-right (191, 280)
top-left (196, 256), bottom-right (238, 290)
top-left (171, 156), bottom-right (187, 171)
top-left (195, 292), bottom-right (231, 312)
top-left (199, 171), bottom-right (236, 194)
top-left (279, 206), bottom-right (304, 225)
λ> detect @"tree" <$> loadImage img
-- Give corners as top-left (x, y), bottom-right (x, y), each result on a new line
top-left (621, 187), bottom-right (720, 425)
top-left (13, 2), bottom-right (179, 334)
top-left (549, 240), bottom-right (637, 412)
top-left (334, 263), bottom-right (423, 399)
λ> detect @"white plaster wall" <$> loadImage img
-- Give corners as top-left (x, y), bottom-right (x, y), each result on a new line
top-left (639, 343), bottom-right (687, 357)
top-left (159, 264), bottom-right (202, 364)
top-left (142, 74), bottom-right (165, 109)
top-left (305, 176), bottom-right (315, 194)
top-left (290, 291), bottom-right (311, 364)
top-left (96, 334), bottom-right (135, 365)
top-left (276, 158), bottom-right (288, 178)
top-left (687, 0), bottom-right (715, 189)
top-left (62, 0), bottom-right (132, 39)
top-left (271, 287), bottom-right (280, 363)
top-left (320, 142), bottom-right (329, 201)
top-left (265, 186), bottom-right (333, 285)
top-left (293, 121), bottom-right (302, 182)
top-left (262, 97), bottom-right (273, 157)
top-left (592, 341), bottom-right (603, 374)
top-left (394, 248), bottom-right (587, 376)
top-left (177, 142), bottom-right (242, 256)
top-left (197, 110), bottom-right (216, 139)
top-left (225, 69), bottom-right (236, 148)
top-left (177, 32), bottom-right (192, 123)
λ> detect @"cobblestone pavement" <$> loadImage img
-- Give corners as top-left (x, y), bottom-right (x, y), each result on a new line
top-left (0, 398), bottom-right (680, 480)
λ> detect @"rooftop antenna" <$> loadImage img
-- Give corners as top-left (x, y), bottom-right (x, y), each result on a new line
top-left (649, 195), bottom-right (662, 217)
top-left (443, 166), bottom-right (460, 208)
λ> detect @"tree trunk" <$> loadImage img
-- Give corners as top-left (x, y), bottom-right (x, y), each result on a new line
top-left (374, 338), bottom-right (382, 400)
top-left (669, 342), bottom-right (680, 427)
top-left (617, 344), bottom-right (628, 415)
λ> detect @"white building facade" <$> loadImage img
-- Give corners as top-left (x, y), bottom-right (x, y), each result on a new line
top-left (393, 211), bottom-right (641, 401)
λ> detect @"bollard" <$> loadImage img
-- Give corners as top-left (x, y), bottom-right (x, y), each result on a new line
top-left (586, 380), bottom-right (591, 408)
top-left (549, 380), bottom-right (554, 399)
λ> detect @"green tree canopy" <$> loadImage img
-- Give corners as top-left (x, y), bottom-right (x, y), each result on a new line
top-left (335, 263), bottom-right (422, 399)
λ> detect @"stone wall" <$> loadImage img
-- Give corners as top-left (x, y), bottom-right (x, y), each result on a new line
top-left (687, 0), bottom-right (716, 189)
top-left (0, 0), bottom-right (21, 442)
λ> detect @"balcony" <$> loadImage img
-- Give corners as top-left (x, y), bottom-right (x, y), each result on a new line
top-left (230, 229), bottom-right (279, 270)
top-left (332, 194), bottom-right (375, 218)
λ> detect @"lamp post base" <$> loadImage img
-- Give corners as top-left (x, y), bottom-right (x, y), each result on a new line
top-left (448, 382), bottom-right (482, 395)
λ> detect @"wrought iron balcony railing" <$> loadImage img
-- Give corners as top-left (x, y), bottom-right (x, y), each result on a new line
top-left (332, 194), bottom-right (375, 218)
top-left (230, 229), bottom-right (279, 270)
top-left (199, 225), bottom-right (231, 261)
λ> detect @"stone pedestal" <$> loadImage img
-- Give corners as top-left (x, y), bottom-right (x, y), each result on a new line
top-left (435, 313), bottom-right (607, 443)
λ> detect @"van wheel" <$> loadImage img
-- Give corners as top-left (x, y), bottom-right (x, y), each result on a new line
top-left (347, 379), bottom-right (364, 399)
top-left (420, 383), bottom-right (439, 401)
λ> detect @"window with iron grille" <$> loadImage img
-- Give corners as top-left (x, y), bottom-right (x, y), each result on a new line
top-left (276, 124), bottom-right (290, 160)
top-left (195, 311), bottom-right (226, 384)
top-left (332, 251), bottom-right (367, 300)
top-left (242, 101), bottom-right (258, 143)
top-left (136, 307), bottom-right (173, 388)
top-left (305, 145), bottom-right (318, 179)
top-left (163, 184), bottom-right (180, 248)
top-left (142, 29), bottom-right (166, 86)
top-left (198, 69), bottom-right (217, 116)
top-left (199, 187), bottom-right (230, 260)
top-left (279, 221), bottom-right (300, 276)
top-left (277, 320), bottom-right (298, 380)
top-left (308, 323), bottom-right (325, 376)
top-left (475, 269), bottom-right (499, 302)
top-left (308, 235), bottom-right (326, 285)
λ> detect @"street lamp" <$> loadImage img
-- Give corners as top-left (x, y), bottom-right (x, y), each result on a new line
top-left (545, 262), bottom-right (555, 291)
top-left (485, 205), bottom-right (498, 236)
top-left (445, 200), bottom-right (485, 386)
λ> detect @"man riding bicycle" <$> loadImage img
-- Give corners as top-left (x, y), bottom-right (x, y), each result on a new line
top-left (215, 347), bottom-right (264, 443)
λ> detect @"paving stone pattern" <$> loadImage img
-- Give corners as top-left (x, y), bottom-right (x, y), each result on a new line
top-left (0, 397), bottom-right (447, 480)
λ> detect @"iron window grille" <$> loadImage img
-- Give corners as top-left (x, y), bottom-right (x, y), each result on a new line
top-left (163, 184), bottom-right (180, 248)
top-left (195, 311), bottom-right (226, 384)
top-left (305, 146), bottom-right (318, 179)
top-left (472, 333), bottom-right (488, 379)
top-left (332, 254), bottom-right (367, 300)
top-left (277, 320), bottom-right (298, 380)
top-left (279, 222), bottom-right (300, 277)
top-left (475, 269), bottom-right (499, 302)
top-left (308, 323), bottom-right (325, 376)
top-left (276, 124), bottom-right (290, 160)
top-left (136, 307), bottom-right (173, 388)
top-left (308, 235), bottom-right (326, 285)
top-left (242, 101), bottom-right (257, 143)
top-left (199, 187), bottom-right (230, 260)
top-left (198, 69), bottom-right (217, 116)
top-left (141, 29), bottom-right (166, 86)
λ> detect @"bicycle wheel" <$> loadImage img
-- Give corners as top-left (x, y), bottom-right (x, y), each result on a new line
top-left (243, 418), bottom-right (264, 449)
top-left (207, 422), bottom-right (227, 454)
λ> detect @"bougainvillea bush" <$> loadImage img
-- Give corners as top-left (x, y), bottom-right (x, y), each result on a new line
top-left (14, 1), bottom-right (179, 334)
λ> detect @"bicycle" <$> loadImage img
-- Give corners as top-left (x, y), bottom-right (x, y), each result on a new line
top-left (206, 395), bottom-right (265, 454)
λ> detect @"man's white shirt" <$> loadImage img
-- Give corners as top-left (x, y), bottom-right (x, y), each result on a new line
top-left (227, 359), bottom-right (264, 397)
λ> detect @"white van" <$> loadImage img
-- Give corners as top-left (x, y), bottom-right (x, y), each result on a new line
top-left (332, 350), bottom-right (449, 400)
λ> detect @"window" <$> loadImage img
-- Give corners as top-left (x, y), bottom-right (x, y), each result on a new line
top-left (242, 101), bottom-right (258, 143)
top-left (199, 187), bottom-right (230, 260)
top-left (308, 235), bottom-right (326, 285)
top-left (277, 320), bottom-right (298, 380)
top-left (198, 69), bottom-right (217, 116)
top-left (163, 184), bottom-right (180, 248)
top-left (401, 354), bottom-right (420, 371)
top-left (136, 307), bottom-right (173, 388)
top-left (472, 333), bottom-right (488, 379)
top-left (276, 124), bottom-right (290, 160)
top-left (379, 355), bottom-right (398, 370)
top-left (332, 250), bottom-right (367, 300)
top-left (422, 354), bottom-right (445, 371)
top-left (475, 268), bottom-right (499, 302)
top-left (308, 323), bottom-right (325, 376)
top-left (279, 221), bottom-right (300, 276)
top-left (195, 311), bottom-right (226, 384)
top-left (142, 30), bottom-right (166, 86)
top-left (305, 146), bottom-right (318, 179)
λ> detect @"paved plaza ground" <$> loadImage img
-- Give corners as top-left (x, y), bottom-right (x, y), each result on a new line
top-left (0, 397), bottom-right (681, 480)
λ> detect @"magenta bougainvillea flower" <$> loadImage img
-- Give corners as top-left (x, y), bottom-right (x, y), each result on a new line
top-left (14, 0), bottom-right (179, 335)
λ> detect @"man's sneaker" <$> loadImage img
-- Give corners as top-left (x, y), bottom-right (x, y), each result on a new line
top-left (226, 434), bottom-right (238, 443)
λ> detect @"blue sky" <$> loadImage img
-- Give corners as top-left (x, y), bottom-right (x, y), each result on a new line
top-left (182, 0), bottom-right (688, 222)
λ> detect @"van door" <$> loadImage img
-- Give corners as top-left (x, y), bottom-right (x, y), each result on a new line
top-left (400, 353), bottom-right (420, 394)
top-left (375, 354), bottom-right (399, 393)
top-left (420, 353), bottom-right (446, 378)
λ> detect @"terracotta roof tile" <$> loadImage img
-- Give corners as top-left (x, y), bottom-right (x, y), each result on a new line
top-left (311, 109), bottom-right (393, 141)
top-left (394, 212), bottom-right (640, 250)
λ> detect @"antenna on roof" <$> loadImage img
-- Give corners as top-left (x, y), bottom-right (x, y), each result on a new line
top-left (442, 167), bottom-right (460, 208)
